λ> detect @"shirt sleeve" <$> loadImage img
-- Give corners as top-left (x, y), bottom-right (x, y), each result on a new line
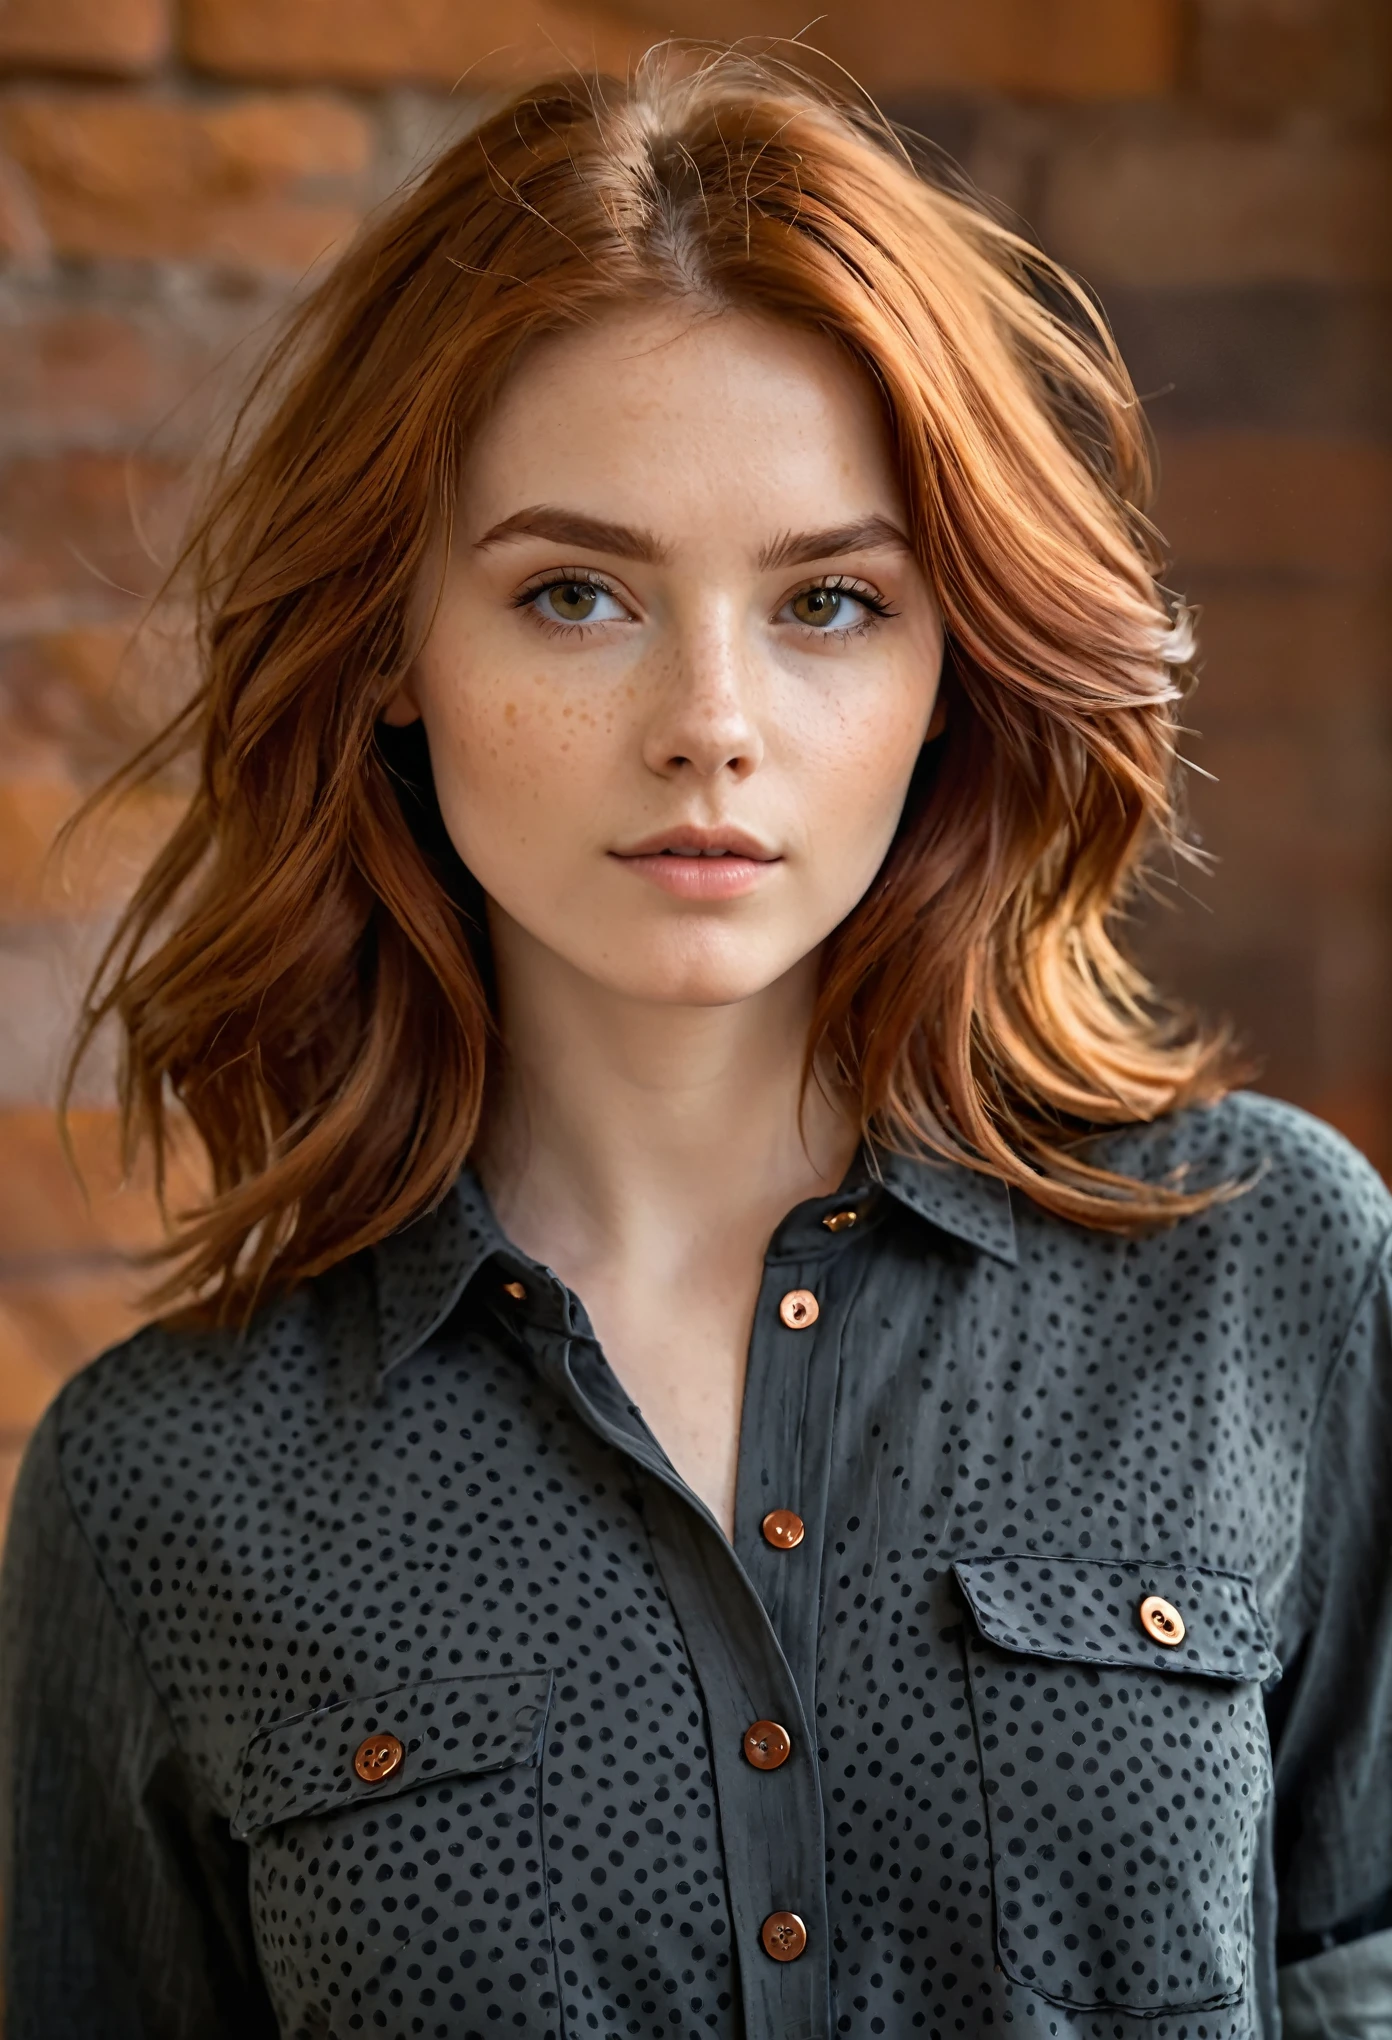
top-left (1270, 1238), bottom-right (1392, 1994)
top-left (0, 1396), bottom-right (277, 2040)
top-left (1279, 1928), bottom-right (1392, 2040)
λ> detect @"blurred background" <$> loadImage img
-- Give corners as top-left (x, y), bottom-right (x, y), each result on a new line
top-left (0, 0), bottom-right (1388, 1530)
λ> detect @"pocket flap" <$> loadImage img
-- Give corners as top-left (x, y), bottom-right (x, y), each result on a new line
top-left (233, 1668), bottom-right (554, 1837)
top-left (953, 1555), bottom-right (1277, 1682)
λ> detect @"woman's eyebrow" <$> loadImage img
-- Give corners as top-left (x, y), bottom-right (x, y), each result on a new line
top-left (473, 505), bottom-right (667, 561)
top-left (759, 516), bottom-right (912, 569)
top-left (473, 508), bottom-right (913, 569)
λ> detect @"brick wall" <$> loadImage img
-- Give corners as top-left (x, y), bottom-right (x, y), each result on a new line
top-left (0, 0), bottom-right (1388, 1523)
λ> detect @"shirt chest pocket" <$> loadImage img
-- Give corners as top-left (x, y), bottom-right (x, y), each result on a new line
top-left (953, 1557), bottom-right (1277, 2018)
top-left (231, 1669), bottom-right (556, 2029)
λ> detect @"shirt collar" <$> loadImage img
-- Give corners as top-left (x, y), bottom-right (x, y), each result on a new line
top-left (368, 1170), bottom-right (506, 1384)
top-left (366, 1143), bottom-right (1016, 1388)
top-left (871, 1146), bottom-right (1018, 1265)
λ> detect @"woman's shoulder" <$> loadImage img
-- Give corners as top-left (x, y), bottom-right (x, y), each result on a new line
top-left (1077, 1085), bottom-right (1392, 1302)
top-left (1122, 1087), bottom-right (1387, 1204)
top-left (43, 1254), bottom-right (374, 1482)
top-left (1159, 1088), bottom-right (1383, 1217)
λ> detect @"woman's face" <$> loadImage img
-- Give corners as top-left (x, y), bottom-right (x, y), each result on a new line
top-left (392, 304), bottom-right (945, 1009)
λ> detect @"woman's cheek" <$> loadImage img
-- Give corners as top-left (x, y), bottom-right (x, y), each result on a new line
top-left (440, 684), bottom-right (554, 802)
top-left (803, 681), bottom-right (928, 827)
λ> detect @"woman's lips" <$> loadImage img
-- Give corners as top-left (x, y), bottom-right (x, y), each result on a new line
top-left (610, 848), bottom-right (779, 900)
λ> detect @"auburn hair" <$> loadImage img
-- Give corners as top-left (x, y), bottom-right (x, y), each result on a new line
top-left (70, 47), bottom-right (1239, 1322)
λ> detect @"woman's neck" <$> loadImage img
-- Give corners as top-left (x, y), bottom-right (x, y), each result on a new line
top-left (476, 917), bottom-right (859, 1285)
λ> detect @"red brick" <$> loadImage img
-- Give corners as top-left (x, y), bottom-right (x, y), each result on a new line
top-left (183, 0), bottom-right (1179, 97)
top-left (0, 1105), bottom-right (205, 1258)
top-left (1191, 586), bottom-right (1392, 722)
top-left (0, 921), bottom-right (114, 1105)
top-left (16, 621), bottom-right (134, 707)
top-left (0, 1433), bottom-right (24, 1544)
top-left (1193, 0), bottom-right (1390, 123)
top-left (832, 0), bottom-right (1180, 97)
top-left (1310, 1084), bottom-right (1391, 1175)
top-left (0, 0), bottom-right (168, 77)
top-left (0, 628), bottom-right (125, 783)
top-left (0, 622), bottom-right (179, 780)
top-left (1044, 132), bottom-right (1392, 288)
top-left (0, 310), bottom-right (172, 447)
top-left (0, 774), bottom-right (186, 920)
top-left (0, 150), bottom-right (46, 263)
top-left (1188, 730), bottom-right (1391, 869)
top-left (1153, 432), bottom-right (1392, 578)
top-left (0, 715), bottom-right (67, 792)
top-left (0, 1275), bottom-right (146, 1406)
top-left (183, 0), bottom-right (642, 86)
top-left (0, 449), bottom-right (187, 624)
top-left (0, 1301), bottom-right (75, 1429)
top-left (0, 91), bottom-right (370, 272)
top-left (0, 306), bottom-right (262, 454)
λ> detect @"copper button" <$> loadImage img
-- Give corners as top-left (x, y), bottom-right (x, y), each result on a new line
top-left (778, 1289), bottom-right (819, 1329)
top-left (761, 1509), bottom-right (805, 1550)
top-left (761, 1912), bottom-right (807, 1962)
top-left (502, 1280), bottom-right (526, 1300)
top-left (353, 1733), bottom-right (404, 1783)
top-left (822, 1209), bottom-right (858, 1232)
top-left (743, 1719), bottom-right (792, 1770)
top-left (1138, 1594), bottom-right (1186, 1647)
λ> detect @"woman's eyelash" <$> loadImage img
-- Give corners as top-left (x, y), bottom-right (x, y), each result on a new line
top-left (789, 576), bottom-right (898, 618)
top-left (511, 569), bottom-right (619, 609)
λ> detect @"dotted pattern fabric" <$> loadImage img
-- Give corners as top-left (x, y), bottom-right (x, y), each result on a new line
top-left (4, 1090), bottom-right (1392, 2040)
top-left (963, 1631), bottom-right (1268, 2010)
top-left (251, 1756), bottom-right (559, 2034)
top-left (953, 1557), bottom-right (1279, 1681)
top-left (232, 1670), bottom-right (554, 1835)
top-left (952, 1558), bottom-right (1275, 2011)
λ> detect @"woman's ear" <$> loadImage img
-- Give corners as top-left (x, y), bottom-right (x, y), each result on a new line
top-left (925, 693), bottom-right (948, 743)
top-left (379, 670), bottom-right (423, 728)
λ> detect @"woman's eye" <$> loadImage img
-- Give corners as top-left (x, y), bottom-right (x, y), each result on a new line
top-left (783, 584), bottom-right (880, 632)
top-left (528, 579), bottom-right (628, 627)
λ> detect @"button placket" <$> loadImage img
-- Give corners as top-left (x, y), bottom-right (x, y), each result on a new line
top-left (509, 1275), bottom-right (830, 2040)
top-left (524, 1213), bottom-right (863, 2040)
top-left (638, 1478), bottom-right (827, 2040)
top-left (740, 1239), bottom-right (871, 1718)
top-left (728, 1232), bottom-right (868, 2031)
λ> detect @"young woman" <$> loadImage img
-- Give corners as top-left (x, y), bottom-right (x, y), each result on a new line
top-left (2, 50), bottom-right (1389, 2040)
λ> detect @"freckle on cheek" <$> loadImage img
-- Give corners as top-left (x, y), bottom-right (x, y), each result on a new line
top-left (503, 701), bottom-right (517, 725)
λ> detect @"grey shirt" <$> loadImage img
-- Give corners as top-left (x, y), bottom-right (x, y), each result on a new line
top-left (3, 1090), bottom-right (1391, 2040)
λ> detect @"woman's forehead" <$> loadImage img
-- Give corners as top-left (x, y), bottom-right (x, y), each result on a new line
top-left (456, 302), bottom-right (905, 552)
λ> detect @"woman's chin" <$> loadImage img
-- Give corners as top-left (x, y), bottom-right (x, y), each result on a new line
top-left (571, 935), bottom-right (812, 1012)
top-left (604, 963), bottom-right (797, 1011)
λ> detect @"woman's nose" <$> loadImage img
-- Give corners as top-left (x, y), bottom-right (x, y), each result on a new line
top-left (639, 611), bottom-right (765, 782)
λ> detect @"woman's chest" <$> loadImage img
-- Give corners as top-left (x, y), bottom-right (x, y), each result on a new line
top-left (137, 1293), bottom-right (1302, 2040)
